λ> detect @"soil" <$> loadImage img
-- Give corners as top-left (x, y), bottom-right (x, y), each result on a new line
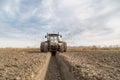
top-left (0, 49), bottom-right (120, 80)
top-left (60, 51), bottom-right (120, 80)
top-left (0, 50), bottom-right (48, 80)
top-left (45, 56), bottom-right (62, 80)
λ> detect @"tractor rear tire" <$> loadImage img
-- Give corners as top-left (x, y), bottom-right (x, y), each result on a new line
top-left (63, 42), bottom-right (67, 52)
top-left (40, 42), bottom-right (44, 52)
top-left (40, 42), bottom-right (48, 52)
top-left (44, 42), bottom-right (48, 52)
top-left (60, 44), bottom-right (64, 53)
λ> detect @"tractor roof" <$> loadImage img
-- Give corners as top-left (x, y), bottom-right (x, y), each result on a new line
top-left (47, 33), bottom-right (60, 36)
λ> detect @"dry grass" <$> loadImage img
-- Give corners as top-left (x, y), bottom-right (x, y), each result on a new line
top-left (0, 48), bottom-right (40, 53)
top-left (67, 47), bottom-right (120, 52)
top-left (0, 46), bottom-right (120, 52)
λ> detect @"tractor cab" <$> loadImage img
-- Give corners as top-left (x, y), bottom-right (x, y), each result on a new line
top-left (45, 33), bottom-right (62, 42)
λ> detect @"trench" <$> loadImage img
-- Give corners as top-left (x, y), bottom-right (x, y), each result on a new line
top-left (45, 55), bottom-right (63, 80)
top-left (41, 53), bottom-right (75, 80)
top-left (34, 52), bottom-right (75, 80)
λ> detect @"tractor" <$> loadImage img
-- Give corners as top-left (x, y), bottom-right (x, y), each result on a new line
top-left (40, 33), bottom-right (67, 56)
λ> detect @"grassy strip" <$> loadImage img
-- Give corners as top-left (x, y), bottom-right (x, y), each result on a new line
top-left (67, 47), bottom-right (120, 52)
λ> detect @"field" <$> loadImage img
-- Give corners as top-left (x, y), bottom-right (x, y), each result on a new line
top-left (0, 48), bottom-right (120, 80)
top-left (0, 48), bottom-right (49, 80)
top-left (61, 51), bottom-right (120, 80)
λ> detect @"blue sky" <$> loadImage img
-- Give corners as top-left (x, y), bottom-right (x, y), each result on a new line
top-left (0, 0), bottom-right (120, 47)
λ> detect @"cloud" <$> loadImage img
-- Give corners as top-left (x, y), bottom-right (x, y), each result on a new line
top-left (0, 0), bottom-right (120, 47)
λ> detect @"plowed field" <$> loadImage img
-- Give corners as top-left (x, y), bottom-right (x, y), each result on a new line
top-left (0, 49), bottom-right (120, 80)
top-left (60, 51), bottom-right (120, 80)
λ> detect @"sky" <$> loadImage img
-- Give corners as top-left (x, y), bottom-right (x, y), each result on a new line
top-left (0, 0), bottom-right (120, 48)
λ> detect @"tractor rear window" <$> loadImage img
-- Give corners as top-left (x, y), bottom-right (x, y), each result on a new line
top-left (49, 36), bottom-right (58, 42)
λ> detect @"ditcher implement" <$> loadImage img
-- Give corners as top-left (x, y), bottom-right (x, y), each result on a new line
top-left (40, 33), bottom-right (67, 56)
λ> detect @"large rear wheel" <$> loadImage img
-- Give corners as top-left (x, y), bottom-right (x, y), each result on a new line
top-left (63, 42), bottom-right (67, 52)
top-left (40, 42), bottom-right (44, 52)
top-left (40, 42), bottom-right (48, 52)
top-left (59, 44), bottom-right (64, 53)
